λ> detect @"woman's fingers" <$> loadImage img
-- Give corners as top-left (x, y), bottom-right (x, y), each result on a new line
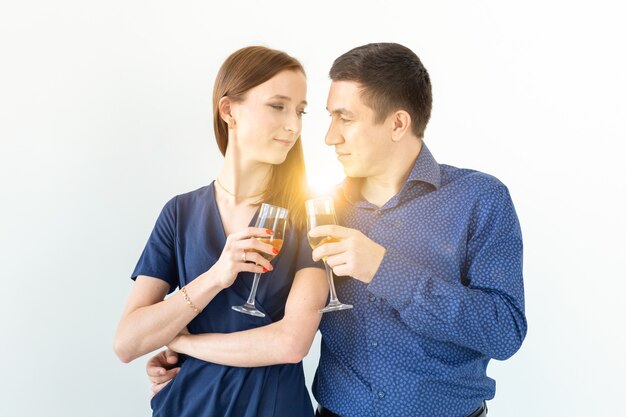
top-left (231, 227), bottom-right (273, 241)
top-left (246, 252), bottom-right (274, 272)
top-left (241, 238), bottom-right (277, 258)
top-left (221, 227), bottom-right (278, 276)
top-left (227, 238), bottom-right (276, 271)
top-left (239, 260), bottom-right (268, 274)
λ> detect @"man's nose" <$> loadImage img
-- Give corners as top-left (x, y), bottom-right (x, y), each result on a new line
top-left (325, 120), bottom-right (343, 145)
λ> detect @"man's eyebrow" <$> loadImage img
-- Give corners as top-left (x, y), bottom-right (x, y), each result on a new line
top-left (326, 107), bottom-right (354, 117)
top-left (269, 95), bottom-right (307, 106)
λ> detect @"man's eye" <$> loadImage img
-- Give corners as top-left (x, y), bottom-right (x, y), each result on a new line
top-left (329, 114), bottom-right (350, 123)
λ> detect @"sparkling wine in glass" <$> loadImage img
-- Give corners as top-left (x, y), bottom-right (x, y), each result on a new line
top-left (305, 197), bottom-right (353, 313)
top-left (232, 203), bottom-right (288, 317)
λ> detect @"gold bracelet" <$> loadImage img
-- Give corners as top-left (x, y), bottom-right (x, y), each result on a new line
top-left (180, 286), bottom-right (201, 313)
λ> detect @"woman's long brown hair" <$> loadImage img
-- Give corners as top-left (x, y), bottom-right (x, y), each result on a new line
top-left (212, 46), bottom-right (309, 229)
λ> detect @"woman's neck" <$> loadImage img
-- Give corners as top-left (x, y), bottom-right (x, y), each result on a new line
top-left (216, 153), bottom-right (271, 205)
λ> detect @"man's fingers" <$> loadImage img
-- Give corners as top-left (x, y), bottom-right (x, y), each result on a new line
top-left (146, 365), bottom-right (167, 377)
top-left (147, 349), bottom-right (179, 377)
top-left (312, 241), bottom-right (345, 262)
top-left (150, 367), bottom-right (180, 384)
top-left (151, 379), bottom-right (172, 396)
top-left (325, 253), bottom-right (348, 269)
top-left (165, 349), bottom-right (179, 364)
top-left (308, 225), bottom-right (352, 238)
top-left (331, 263), bottom-right (351, 277)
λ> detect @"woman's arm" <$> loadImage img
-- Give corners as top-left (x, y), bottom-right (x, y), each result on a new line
top-left (114, 226), bottom-right (277, 363)
top-left (168, 267), bottom-right (328, 367)
top-left (113, 273), bottom-right (222, 363)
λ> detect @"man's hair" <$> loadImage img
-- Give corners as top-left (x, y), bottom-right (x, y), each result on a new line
top-left (329, 43), bottom-right (432, 138)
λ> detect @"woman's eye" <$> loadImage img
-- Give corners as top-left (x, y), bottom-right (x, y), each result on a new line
top-left (297, 110), bottom-right (307, 117)
top-left (270, 104), bottom-right (284, 111)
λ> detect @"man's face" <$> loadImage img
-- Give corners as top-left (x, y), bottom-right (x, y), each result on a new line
top-left (325, 81), bottom-right (391, 179)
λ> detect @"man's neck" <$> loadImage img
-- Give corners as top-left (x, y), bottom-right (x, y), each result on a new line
top-left (360, 140), bottom-right (423, 208)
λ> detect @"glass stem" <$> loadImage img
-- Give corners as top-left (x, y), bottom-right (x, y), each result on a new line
top-left (246, 273), bottom-right (261, 306)
top-left (323, 260), bottom-right (340, 304)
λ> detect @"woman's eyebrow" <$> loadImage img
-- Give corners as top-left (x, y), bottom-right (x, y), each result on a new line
top-left (269, 95), bottom-right (307, 106)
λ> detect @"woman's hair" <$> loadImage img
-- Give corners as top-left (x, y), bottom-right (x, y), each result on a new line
top-left (212, 46), bottom-right (309, 228)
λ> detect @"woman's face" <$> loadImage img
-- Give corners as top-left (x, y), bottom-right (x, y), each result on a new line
top-left (229, 70), bottom-right (307, 165)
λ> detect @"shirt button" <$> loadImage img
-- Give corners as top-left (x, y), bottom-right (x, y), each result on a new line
top-left (369, 295), bottom-right (376, 302)
top-left (378, 390), bottom-right (385, 399)
top-left (371, 340), bottom-right (378, 348)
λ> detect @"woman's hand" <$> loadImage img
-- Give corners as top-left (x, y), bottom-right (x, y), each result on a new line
top-left (209, 227), bottom-right (278, 289)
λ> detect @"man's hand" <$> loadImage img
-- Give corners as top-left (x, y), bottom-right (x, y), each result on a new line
top-left (146, 348), bottom-right (180, 396)
top-left (309, 225), bottom-right (386, 284)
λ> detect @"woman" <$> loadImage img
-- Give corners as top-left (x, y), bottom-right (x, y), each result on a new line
top-left (114, 46), bottom-right (327, 417)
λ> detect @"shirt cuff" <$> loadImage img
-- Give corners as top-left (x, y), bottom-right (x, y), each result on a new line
top-left (367, 248), bottom-right (424, 310)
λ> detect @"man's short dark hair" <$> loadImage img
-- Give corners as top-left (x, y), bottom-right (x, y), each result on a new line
top-left (329, 43), bottom-right (432, 138)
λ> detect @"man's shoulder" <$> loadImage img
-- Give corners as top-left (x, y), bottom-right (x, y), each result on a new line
top-left (439, 164), bottom-right (508, 195)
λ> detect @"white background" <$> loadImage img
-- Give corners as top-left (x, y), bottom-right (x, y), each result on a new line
top-left (1, 1), bottom-right (625, 416)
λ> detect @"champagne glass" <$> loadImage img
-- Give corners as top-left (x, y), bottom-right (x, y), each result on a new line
top-left (232, 203), bottom-right (288, 317)
top-left (305, 197), bottom-right (353, 313)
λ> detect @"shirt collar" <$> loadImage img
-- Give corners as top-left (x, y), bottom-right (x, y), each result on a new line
top-left (339, 142), bottom-right (441, 205)
top-left (406, 142), bottom-right (441, 190)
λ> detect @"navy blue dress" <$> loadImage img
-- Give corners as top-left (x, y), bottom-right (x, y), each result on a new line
top-left (131, 183), bottom-right (321, 417)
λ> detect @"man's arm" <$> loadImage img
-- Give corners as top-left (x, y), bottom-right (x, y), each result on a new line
top-left (311, 185), bottom-right (527, 360)
top-left (167, 267), bottom-right (328, 367)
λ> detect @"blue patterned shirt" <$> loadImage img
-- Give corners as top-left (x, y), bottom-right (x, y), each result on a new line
top-left (312, 144), bottom-right (526, 417)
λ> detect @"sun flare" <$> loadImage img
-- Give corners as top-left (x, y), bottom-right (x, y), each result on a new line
top-left (306, 159), bottom-right (345, 197)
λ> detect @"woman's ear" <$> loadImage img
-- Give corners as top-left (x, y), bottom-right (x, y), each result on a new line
top-left (219, 96), bottom-right (236, 129)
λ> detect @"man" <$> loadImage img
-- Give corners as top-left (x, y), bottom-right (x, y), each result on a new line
top-left (147, 43), bottom-right (527, 417)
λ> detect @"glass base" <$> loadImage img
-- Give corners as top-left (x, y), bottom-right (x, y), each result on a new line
top-left (319, 302), bottom-right (353, 314)
top-left (232, 304), bottom-right (266, 317)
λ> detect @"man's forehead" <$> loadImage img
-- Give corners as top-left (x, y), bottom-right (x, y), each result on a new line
top-left (326, 80), bottom-right (364, 113)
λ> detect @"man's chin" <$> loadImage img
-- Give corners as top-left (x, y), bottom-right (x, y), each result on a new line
top-left (342, 165), bottom-right (365, 178)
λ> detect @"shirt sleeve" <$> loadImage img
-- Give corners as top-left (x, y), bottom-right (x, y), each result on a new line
top-left (131, 196), bottom-right (179, 293)
top-left (295, 225), bottom-right (325, 272)
top-left (367, 184), bottom-right (527, 360)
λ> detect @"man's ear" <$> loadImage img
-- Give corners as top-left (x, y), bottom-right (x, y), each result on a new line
top-left (390, 110), bottom-right (411, 142)
top-left (219, 96), bottom-right (236, 128)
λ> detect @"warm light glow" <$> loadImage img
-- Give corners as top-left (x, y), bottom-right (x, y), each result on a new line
top-left (306, 157), bottom-right (345, 197)
top-left (301, 113), bottom-right (345, 197)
